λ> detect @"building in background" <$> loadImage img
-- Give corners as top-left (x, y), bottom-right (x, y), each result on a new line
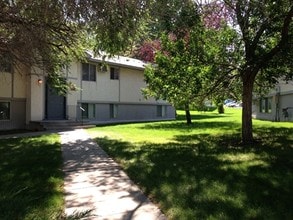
top-left (0, 52), bottom-right (176, 131)
top-left (252, 80), bottom-right (293, 122)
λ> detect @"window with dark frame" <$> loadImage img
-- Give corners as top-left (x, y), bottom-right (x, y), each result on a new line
top-left (82, 63), bottom-right (96, 81)
top-left (0, 52), bottom-right (12, 73)
top-left (110, 104), bottom-right (118, 118)
top-left (259, 97), bottom-right (272, 113)
top-left (157, 105), bottom-right (166, 117)
top-left (0, 102), bottom-right (10, 120)
top-left (81, 103), bottom-right (95, 119)
top-left (110, 67), bottom-right (119, 80)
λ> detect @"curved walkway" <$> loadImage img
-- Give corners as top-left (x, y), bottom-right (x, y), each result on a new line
top-left (60, 129), bottom-right (167, 220)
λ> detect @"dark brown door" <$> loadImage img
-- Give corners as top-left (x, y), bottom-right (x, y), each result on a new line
top-left (45, 84), bottom-right (66, 120)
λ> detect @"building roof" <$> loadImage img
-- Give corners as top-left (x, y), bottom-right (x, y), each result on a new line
top-left (86, 51), bottom-right (146, 70)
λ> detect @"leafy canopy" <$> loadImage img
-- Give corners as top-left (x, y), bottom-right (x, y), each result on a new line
top-left (0, 0), bottom-right (149, 93)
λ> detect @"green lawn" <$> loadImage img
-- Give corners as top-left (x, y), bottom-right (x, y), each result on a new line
top-left (0, 134), bottom-right (64, 220)
top-left (88, 108), bottom-right (293, 219)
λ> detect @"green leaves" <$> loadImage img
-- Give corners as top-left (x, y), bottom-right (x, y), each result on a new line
top-left (144, 29), bottom-right (206, 109)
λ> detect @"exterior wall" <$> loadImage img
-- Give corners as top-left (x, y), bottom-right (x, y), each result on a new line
top-left (66, 62), bottom-right (79, 120)
top-left (0, 64), bottom-right (28, 130)
top-left (76, 102), bottom-right (176, 124)
top-left (0, 56), bottom-right (176, 131)
top-left (280, 93), bottom-right (293, 120)
top-left (70, 60), bottom-right (176, 123)
top-left (252, 81), bottom-right (293, 122)
top-left (26, 67), bottom-right (45, 122)
top-left (0, 72), bottom-right (12, 97)
top-left (120, 68), bottom-right (149, 103)
top-left (116, 103), bottom-right (175, 121)
top-left (0, 98), bottom-right (26, 130)
top-left (14, 70), bottom-right (26, 98)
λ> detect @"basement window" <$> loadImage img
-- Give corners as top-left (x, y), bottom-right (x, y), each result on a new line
top-left (81, 103), bottom-right (95, 119)
top-left (157, 105), bottom-right (167, 117)
top-left (110, 104), bottom-right (118, 118)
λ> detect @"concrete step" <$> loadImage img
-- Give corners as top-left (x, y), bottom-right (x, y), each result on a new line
top-left (28, 120), bottom-right (96, 131)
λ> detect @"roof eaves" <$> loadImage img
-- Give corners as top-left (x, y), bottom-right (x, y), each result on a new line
top-left (86, 51), bottom-right (146, 70)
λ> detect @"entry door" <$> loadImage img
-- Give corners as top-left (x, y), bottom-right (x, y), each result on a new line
top-left (45, 84), bottom-right (66, 120)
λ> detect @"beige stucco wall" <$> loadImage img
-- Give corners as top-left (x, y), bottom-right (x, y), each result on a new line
top-left (0, 67), bottom-right (27, 98)
top-left (26, 67), bottom-right (45, 122)
top-left (69, 62), bottom-right (161, 104)
top-left (66, 62), bottom-right (79, 120)
top-left (81, 63), bottom-right (119, 102)
top-left (120, 67), bottom-right (167, 104)
top-left (0, 72), bottom-right (12, 97)
top-left (120, 68), bottom-right (147, 103)
top-left (0, 65), bottom-right (28, 99)
top-left (14, 74), bottom-right (26, 98)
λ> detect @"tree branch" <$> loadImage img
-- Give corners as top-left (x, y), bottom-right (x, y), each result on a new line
top-left (250, 19), bottom-right (268, 53)
top-left (235, 1), bottom-right (251, 60)
top-left (258, 4), bottom-right (293, 66)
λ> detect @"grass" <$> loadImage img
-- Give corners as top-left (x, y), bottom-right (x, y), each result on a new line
top-left (0, 134), bottom-right (64, 220)
top-left (88, 108), bottom-right (293, 220)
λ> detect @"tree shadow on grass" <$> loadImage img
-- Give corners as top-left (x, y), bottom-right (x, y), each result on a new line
top-left (94, 128), bottom-right (293, 219)
top-left (175, 112), bottom-right (231, 121)
top-left (0, 135), bottom-right (64, 220)
top-left (142, 120), bottom-right (241, 132)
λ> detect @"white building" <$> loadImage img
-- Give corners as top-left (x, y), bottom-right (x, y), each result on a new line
top-left (0, 53), bottom-right (176, 131)
top-left (252, 81), bottom-right (293, 122)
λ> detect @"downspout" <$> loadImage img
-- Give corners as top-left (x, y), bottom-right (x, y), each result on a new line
top-left (66, 66), bottom-right (69, 120)
top-left (11, 66), bottom-right (14, 98)
top-left (119, 68), bottom-right (121, 102)
top-left (80, 63), bottom-right (83, 124)
top-left (275, 86), bottom-right (280, 122)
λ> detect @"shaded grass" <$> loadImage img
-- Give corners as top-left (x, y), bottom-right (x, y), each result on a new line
top-left (0, 134), bottom-right (64, 220)
top-left (89, 108), bottom-right (293, 219)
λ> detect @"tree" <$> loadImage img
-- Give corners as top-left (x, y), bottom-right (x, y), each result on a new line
top-left (137, 0), bottom-right (293, 143)
top-left (144, 28), bottom-right (208, 124)
top-left (196, 0), bottom-right (293, 144)
top-left (142, 0), bottom-right (205, 124)
top-left (221, 0), bottom-right (293, 144)
top-left (134, 0), bottom-right (201, 61)
top-left (1, 1), bottom-right (82, 79)
top-left (0, 0), bottom-right (149, 93)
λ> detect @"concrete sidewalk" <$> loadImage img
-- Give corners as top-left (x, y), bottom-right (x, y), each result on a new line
top-left (60, 129), bottom-right (167, 220)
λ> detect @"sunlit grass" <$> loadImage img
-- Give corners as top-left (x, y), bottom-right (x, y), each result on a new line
top-left (0, 135), bottom-right (64, 220)
top-left (89, 108), bottom-right (243, 144)
top-left (88, 108), bottom-right (293, 219)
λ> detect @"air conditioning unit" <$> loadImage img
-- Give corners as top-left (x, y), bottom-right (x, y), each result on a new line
top-left (97, 63), bottom-right (107, 72)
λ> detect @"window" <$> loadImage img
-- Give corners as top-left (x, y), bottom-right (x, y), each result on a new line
top-left (110, 67), bottom-right (119, 80)
top-left (110, 104), bottom-right (118, 118)
top-left (157, 105), bottom-right (167, 117)
top-left (0, 53), bottom-right (12, 73)
top-left (81, 103), bottom-right (95, 119)
top-left (259, 97), bottom-right (272, 113)
top-left (0, 102), bottom-right (10, 120)
top-left (82, 63), bottom-right (96, 81)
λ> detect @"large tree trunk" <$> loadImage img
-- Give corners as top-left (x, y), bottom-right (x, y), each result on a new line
top-left (185, 104), bottom-right (192, 125)
top-left (241, 72), bottom-right (257, 145)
